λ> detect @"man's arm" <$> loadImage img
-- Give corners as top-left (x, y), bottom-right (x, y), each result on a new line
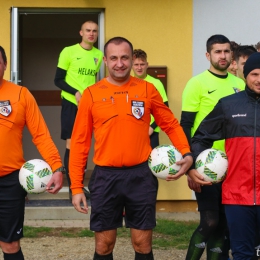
top-left (188, 101), bottom-right (226, 185)
top-left (149, 86), bottom-right (193, 179)
top-left (23, 88), bottom-right (63, 193)
top-left (150, 101), bottom-right (169, 130)
top-left (54, 67), bottom-right (78, 95)
top-left (180, 111), bottom-right (197, 146)
top-left (191, 101), bottom-right (225, 158)
top-left (180, 111), bottom-right (201, 191)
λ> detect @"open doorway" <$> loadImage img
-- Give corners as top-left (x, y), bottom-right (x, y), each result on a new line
top-left (11, 8), bottom-right (104, 172)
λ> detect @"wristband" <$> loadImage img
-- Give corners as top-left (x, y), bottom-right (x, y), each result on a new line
top-left (183, 152), bottom-right (193, 158)
top-left (53, 166), bottom-right (66, 174)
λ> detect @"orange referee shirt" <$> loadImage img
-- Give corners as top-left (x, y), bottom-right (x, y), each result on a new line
top-left (70, 76), bottom-right (190, 194)
top-left (0, 80), bottom-right (62, 177)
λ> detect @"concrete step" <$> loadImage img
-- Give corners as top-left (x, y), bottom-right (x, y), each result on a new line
top-left (24, 174), bottom-right (200, 222)
top-left (25, 189), bottom-right (91, 220)
top-left (25, 174), bottom-right (91, 220)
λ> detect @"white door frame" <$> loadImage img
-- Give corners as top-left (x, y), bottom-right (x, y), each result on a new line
top-left (10, 7), bottom-right (105, 84)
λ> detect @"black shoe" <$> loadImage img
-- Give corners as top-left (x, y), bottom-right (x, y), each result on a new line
top-left (83, 187), bottom-right (91, 200)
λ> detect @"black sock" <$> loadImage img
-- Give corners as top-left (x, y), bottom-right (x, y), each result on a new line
top-left (4, 248), bottom-right (24, 260)
top-left (135, 250), bottom-right (154, 260)
top-left (93, 251), bottom-right (113, 260)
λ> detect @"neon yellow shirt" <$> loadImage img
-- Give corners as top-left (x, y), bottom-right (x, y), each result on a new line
top-left (145, 74), bottom-right (168, 133)
top-left (182, 71), bottom-right (245, 151)
top-left (57, 43), bottom-right (103, 105)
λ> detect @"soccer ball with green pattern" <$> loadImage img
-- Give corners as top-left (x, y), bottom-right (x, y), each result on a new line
top-left (195, 148), bottom-right (228, 183)
top-left (19, 159), bottom-right (53, 194)
top-left (148, 145), bottom-right (183, 179)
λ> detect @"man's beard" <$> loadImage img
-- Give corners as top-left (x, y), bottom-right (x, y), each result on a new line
top-left (211, 60), bottom-right (231, 72)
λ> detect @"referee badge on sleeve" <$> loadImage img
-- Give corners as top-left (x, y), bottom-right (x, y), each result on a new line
top-left (0, 100), bottom-right (12, 117)
top-left (131, 100), bottom-right (144, 119)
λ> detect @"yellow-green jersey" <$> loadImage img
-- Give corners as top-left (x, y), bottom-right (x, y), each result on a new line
top-left (57, 43), bottom-right (103, 105)
top-left (182, 70), bottom-right (245, 152)
top-left (145, 74), bottom-right (168, 133)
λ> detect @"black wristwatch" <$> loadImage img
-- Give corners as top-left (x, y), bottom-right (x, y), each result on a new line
top-left (53, 166), bottom-right (66, 174)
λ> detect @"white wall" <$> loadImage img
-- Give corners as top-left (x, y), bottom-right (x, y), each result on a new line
top-left (193, 0), bottom-right (260, 75)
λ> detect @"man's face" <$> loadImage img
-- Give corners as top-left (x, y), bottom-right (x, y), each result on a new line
top-left (236, 55), bottom-right (248, 82)
top-left (132, 58), bottom-right (148, 79)
top-left (246, 69), bottom-right (260, 95)
top-left (80, 22), bottom-right (98, 45)
top-left (0, 52), bottom-right (7, 81)
top-left (227, 59), bottom-right (237, 76)
top-left (103, 42), bottom-right (133, 84)
top-left (206, 43), bottom-right (232, 72)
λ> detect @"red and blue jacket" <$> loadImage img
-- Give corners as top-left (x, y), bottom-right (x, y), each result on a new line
top-left (192, 86), bottom-right (260, 205)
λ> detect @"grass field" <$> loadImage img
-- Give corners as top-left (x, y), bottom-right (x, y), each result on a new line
top-left (24, 219), bottom-right (198, 250)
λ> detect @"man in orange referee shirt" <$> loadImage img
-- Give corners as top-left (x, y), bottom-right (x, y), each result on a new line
top-left (69, 37), bottom-right (193, 260)
top-left (0, 46), bottom-right (64, 260)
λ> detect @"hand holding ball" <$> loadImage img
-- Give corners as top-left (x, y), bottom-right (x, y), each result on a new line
top-left (195, 148), bottom-right (228, 183)
top-left (19, 159), bottom-right (53, 193)
top-left (148, 145), bottom-right (183, 179)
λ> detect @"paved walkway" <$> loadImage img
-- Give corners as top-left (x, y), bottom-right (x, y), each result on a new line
top-left (24, 212), bottom-right (200, 228)
top-left (24, 219), bottom-right (90, 228)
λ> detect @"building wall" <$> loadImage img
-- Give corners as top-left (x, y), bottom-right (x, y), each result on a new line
top-left (1, 0), bottom-right (194, 202)
top-left (2, 0), bottom-right (193, 117)
top-left (193, 0), bottom-right (260, 76)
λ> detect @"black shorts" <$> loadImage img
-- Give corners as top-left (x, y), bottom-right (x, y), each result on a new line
top-left (195, 181), bottom-right (223, 211)
top-left (61, 98), bottom-right (78, 140)
top-left (0, 170), bottom-right (27, 242)
top-left (88, 162), bottom-right (158, 231)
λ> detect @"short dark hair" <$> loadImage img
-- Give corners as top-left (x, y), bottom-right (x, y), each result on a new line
top-left (230, 41), bottom-right (240, 60)
top-left (234, 45), bottom-right (257, 62)
top-left (0, 46), bottom-right (7, 64)
top-left (104, 37), bottom-right (133, 57)
top-left (255, 41), bottom-right (260, 50)
top-left (206, 34), bottom-right (231, 52)
top-left (133, 49), bottom-right (147, 60)
top-left (230, 41), bottom-right (240, 52)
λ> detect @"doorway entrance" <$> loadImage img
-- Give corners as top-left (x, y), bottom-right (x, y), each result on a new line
top-left (11, 8), bottom-right (104, 169)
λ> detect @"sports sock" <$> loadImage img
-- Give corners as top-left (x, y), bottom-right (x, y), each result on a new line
top-left (207, 211), bottom-right (227, 260)
top-left (185, 229), bottom-right (207, 260)
top-left (207, 235), bottom-right (225, 260)
top-left (3, 248), bottom-right (24, 260)
top-left (93, 252), bottom-right (113, 260)
top-left (185, 210), bottom-right (220, 260)
top-left (135, 251), bottom-right (154, 260)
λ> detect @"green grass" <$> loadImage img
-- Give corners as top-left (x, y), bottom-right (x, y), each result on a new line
top-left (24, 226), bottom-right (52, 238)
top-left (153, 219), bottom-right (198, 250)
top-left (24, 219), bottom-right (198, 250)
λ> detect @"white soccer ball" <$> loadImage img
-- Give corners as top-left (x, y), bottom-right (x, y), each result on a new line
top-left (148, 144), bottom-right (183, 179)
top-left (19, 159), bottom-right (53, 194)
top-left (195, 148), bottom-right (228, 183)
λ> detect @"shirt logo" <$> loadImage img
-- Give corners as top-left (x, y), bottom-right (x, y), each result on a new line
top-left (94, 58), bottom-right (99, 65)
top-left (208, 89), bottom-right (217, 94)
top-left (0, 100), bottom-right (12, 117)
top-left (210, 247), bottom-right (222, 253)
top-left (131, 100), bottom-right (144, 119)
top-left (195, 242), bottom-right (206, 248)
top-left (77, 57), bottom-right (82, 60)
top-left (233, 87), bottom-right (242, 93)
top-left (232, 113), bottom-right (247, 118)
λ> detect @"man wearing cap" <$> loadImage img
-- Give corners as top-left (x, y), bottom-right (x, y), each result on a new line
top-left (187, 52), bottom-right (260, 260)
